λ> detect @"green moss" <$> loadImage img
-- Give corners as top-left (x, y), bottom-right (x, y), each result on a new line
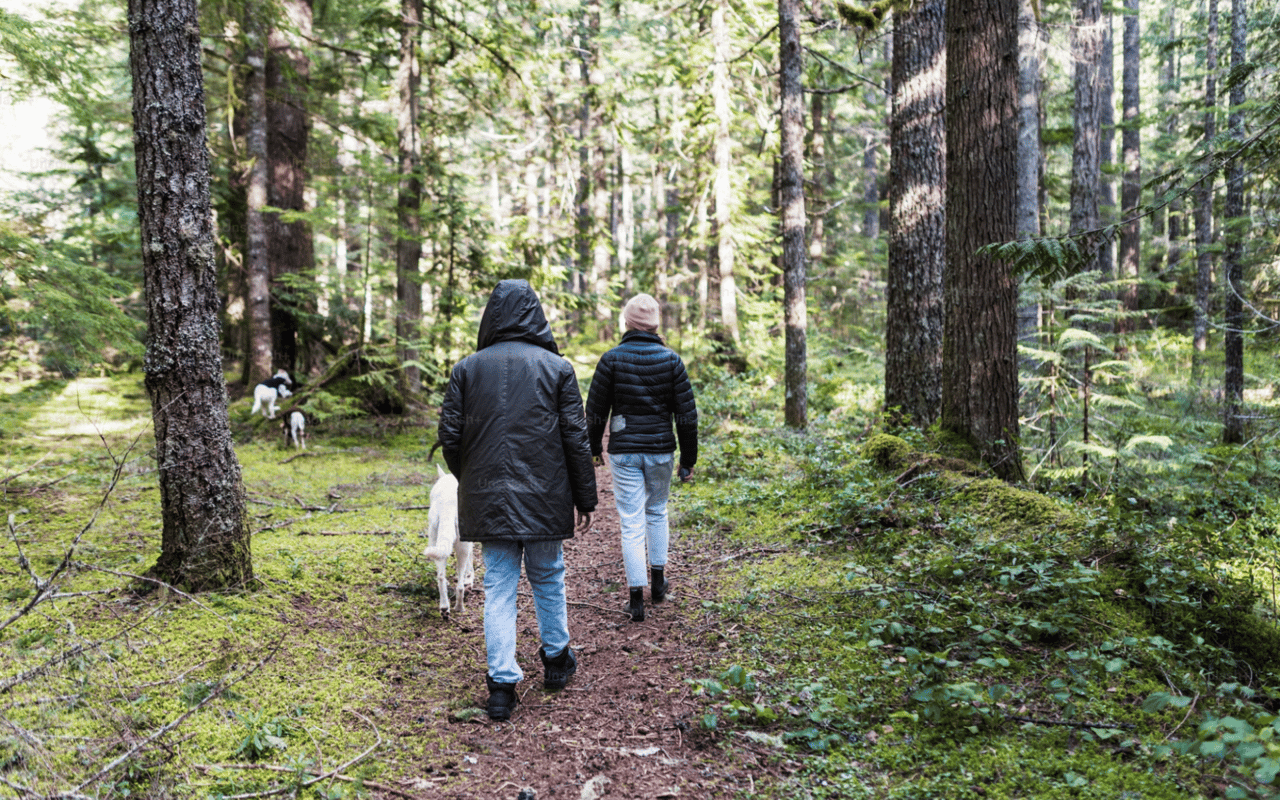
top-left (862, 433), bottom-right (913, 472)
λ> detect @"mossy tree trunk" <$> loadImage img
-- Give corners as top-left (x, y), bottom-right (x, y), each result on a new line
top-left (129, 0), bottom-right (253, 591)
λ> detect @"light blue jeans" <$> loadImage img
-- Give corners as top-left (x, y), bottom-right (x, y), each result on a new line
top-left (608, 452), bottom-right (673, 587)
top-left (482, 540), bottom-right (569, 685)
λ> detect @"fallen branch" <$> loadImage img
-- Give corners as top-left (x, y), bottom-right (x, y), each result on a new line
top-left (296, 530), bottom-right (399, 536)
top-left (1008, 715), bottom-right (1135, 731)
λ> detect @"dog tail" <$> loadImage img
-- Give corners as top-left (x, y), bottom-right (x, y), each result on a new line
top-left (423, 544), bottom-right (453, 560)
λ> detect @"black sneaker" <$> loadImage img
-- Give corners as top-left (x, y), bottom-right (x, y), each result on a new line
top-left (651, 567), bottom-right (669, 603)
top-left (486, 676), bottom-right (518, 720)
top-left (627, 587), bottom-right (645, 622)
top-left (539, 645), bottom-right (577, 691)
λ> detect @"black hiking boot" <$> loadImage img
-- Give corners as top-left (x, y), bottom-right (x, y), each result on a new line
top-left (651, 566), bottom-right (668, 603)
top-left (486, 676), bottom-right (518, 721)
top-left (627, 587), bottom-right (645, 622)
top-left (539, 645), bottom-right (577, 691)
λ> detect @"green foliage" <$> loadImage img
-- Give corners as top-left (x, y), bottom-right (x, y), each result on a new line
top-left (232, 709), bottom-right (293, 762)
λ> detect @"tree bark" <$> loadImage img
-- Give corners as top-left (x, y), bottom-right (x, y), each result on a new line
top-left (1222, 0), bottom-right (1246, 444)
top-left (779, 0), bottom-right (807, 429)
top-left (396, 0), bottom-right (423, 394)
top-left (1192, 0), bottom-right (1218, 374)
top-left (712, 1), bottom-right (739, 342)
top-left (1016, 0), bottom-right (1045, 371)
top-left (942, 0), bottom-right (1025, 482)
top-left (1116, 0), bottom-right (1141, 340)
top-left (128, 0), bottom-right (253, 591)
top-left (1069, 0), bottom-right (1104, 270)
top-left (244, 0), bottom-right (272, 386)
top-left (885, 0), bottom-right (945, 429)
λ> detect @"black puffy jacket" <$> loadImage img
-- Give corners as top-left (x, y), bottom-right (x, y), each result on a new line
top-left (584, 330), bottom-right (698, 469)
top-left (438, 280), bottom-right (598, 544)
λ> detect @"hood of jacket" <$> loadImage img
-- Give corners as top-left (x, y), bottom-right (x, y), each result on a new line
top-left (476, 279), bottom-right (559, 355)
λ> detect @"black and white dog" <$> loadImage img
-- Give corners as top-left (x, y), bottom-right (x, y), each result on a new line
top-left (251, 370), bottom-right (293, 419)
top-left (282, 410), bottom-right (306, 449)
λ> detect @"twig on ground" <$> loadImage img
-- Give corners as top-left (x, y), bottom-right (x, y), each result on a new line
top-left (1009, 715), bottom-right (1136, 731)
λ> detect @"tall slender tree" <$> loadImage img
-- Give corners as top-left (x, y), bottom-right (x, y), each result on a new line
top-left (396, 0), bottom-right (423, 394)
top-left (885, 0), bottom-right (945, 429)
top-left (1222, 0), bottom-right (1246, 443)
top-left (1070, 0), bottom-right (1104, 272)
top-left (1116, 0), bottom-right (1141, 340)
top-left (244, 0), bottom-right (272, 385)
top-left (1192, 0), bottom-right (1219, 374)
top-left (128, 0), bottom-right (253, 591)
top-left (779, 0), bottom-right (807, 429)
top-left (712, 0), bottom-right (739, 343)
top-left (942, 0), bottom-right (1025, 482)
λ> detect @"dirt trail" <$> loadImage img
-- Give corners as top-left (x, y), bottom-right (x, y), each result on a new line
top-left (388, 460), bottom-right (784, 800)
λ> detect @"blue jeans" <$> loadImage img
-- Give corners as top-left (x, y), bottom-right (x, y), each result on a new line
top-left (608, 452), bottom-right (673, 587)
top-left (481, 540), bottom-right (569, 685)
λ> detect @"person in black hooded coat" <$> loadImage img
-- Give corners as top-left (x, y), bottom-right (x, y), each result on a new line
top-left (438, 280), bottom-right (597, 720)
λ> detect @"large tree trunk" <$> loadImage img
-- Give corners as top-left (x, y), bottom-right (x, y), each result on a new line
top-left (244, 0), bottom-right (272, 386)
top-left (128, 0), bottom-right (253, 592)
top-left (779, 0), bottom-right (807, 429)
top-left (1116, 0), bottom-right (1141, 341)
top-left (885, 0), bottom-right (945, 429)
top-left (712, 1), bottom-right (739, 342)
top-left (942, 0), bottom-right (1025, 482)
top-left (396, 0), bottom-right (423, 394)
top-left (1192, 0), bottom-right (1219, 375)
top-left (266, 0), bottom-right (313, 377)
top-left (1222, 0), bottom-right (1246, 444)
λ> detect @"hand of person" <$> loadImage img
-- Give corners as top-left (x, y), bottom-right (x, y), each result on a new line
top-left (678, 464), bottom-right (693, 483)
top-left (576, 510), bottom-right (592, 532)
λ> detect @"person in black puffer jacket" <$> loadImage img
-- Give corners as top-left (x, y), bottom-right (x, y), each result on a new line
top-left (585, 293), bottom-right (698, 622)
top-left (438, 280), bottom-right (598, 720)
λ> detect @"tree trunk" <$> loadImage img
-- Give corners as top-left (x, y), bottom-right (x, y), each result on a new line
top-left (128, 0), bottom-right (253, 591)
top-left (885, 0), bottom-right (945, 429)
top-left (1016, 0), bottom-right (1045, 371)
top-left (1192, 0), bottom-right (1218, 374)
top-left (396, 0), bottom-right (423, 394)
top-left (1221, 0), bottom-right (1245, 444)
top-left (1116, 0), bottom-right (1141, 341)
top-left (244, 0), bottom-right (272, 386)
top-left (1096, 14), bottom-right (1116, 288)
top-left (1069, 0), bottom-right (1103, 270)
top-left (779, 0), bottom-right (807, 429)
top-left (712, 2), bottom-right (739, 343)
top-left (266, 0), bottom-right (313, 377)
top-left (942, 0), bottom-right (1025, 482)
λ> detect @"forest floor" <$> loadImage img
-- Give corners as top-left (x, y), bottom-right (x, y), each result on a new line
top-left (352, 457), bottom-right (786, 800)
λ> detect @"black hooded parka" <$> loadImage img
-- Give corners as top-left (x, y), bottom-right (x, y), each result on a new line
top-left (437, 280), bottom-right (598, 543)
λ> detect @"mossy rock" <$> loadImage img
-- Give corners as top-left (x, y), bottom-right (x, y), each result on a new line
top-left (862, 433), bottom-right (913, 471)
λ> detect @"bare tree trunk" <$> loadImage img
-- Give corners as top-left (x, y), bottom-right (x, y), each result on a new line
top-left (1116, 0), bottom-right (1141, 342)
top-left (942, 0), bottom-right (1025, 482)
top-left (1222, 0), bottom-right (1246, 444)
top-left (779, 0), bottom-right (807, 429)
top-left (1097, 14), bottom-right (1116, 289)
top-left (1192, 0), bottom-right (1219, 375)
top-left (712, 1), bottom-right (739, 342)
top-left (128, 0), bottom-right (252, 591)
top-left (1070, 0), bottom-right (1104, 270)
top-left (885, 0), bottom-right (945, 429)
top-left (1017, 0), bottom-right (1045, 371)
top-left (396, 0), bottom-right (423, 394)
top-left (244, 0), bottom-right (272, 386)
top-left (807, 81), bottom-right (827, 268)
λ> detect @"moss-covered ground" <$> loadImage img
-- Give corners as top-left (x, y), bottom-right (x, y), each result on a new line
top-left (4, 349), bottom-right (1280, 798)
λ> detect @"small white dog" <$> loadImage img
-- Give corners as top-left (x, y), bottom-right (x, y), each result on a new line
top-left (251, 372), bottom-right (293, 419)
top-left (423, 465), bottom-right (475, 617)
top-left (283, 410), bottom-right (306, 449)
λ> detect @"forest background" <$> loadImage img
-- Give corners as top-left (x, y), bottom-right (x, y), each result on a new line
top-left (4, 0), bottom-right (1280, 797)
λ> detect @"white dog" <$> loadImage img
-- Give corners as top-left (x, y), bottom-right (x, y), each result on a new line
top-left (251, 381), bottom-right (292, 419)
top-left (423, 465), bottom-right (475, 617)
top-left (283, 410), bottom-right (306, 449)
